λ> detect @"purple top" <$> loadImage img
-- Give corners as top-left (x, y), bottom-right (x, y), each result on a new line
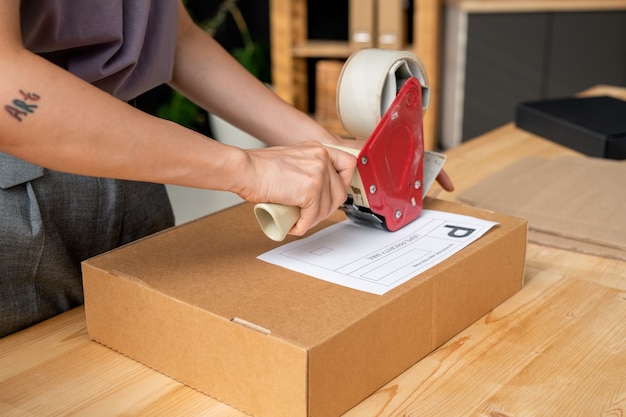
top-left (20, 0), bottom-right (179, 101)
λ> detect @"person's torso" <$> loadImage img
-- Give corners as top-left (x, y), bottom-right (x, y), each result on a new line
top-left (20, 0), bottom-right (178, 101)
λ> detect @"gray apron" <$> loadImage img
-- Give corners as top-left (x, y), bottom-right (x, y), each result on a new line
top-left (0, 152), bottom-right (174, 336)
top-left (5, 0), bottom-right (179, 336)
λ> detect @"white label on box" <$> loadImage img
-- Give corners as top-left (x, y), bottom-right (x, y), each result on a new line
top-left (258, 210), bottom-right (498, 295)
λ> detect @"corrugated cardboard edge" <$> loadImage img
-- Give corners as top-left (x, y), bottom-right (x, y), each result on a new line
top-left (83, 265), bottom-right (308, 417)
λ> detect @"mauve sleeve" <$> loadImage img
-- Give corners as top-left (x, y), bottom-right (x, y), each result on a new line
top-left (19, 0), bottom-right (178, 101)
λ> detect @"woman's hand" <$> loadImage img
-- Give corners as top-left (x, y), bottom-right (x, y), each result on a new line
top-left (234, 141), bottom-right (357, 235)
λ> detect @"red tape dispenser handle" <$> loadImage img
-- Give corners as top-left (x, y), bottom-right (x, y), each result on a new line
top-left (347, 77), bottom-right (425, 231)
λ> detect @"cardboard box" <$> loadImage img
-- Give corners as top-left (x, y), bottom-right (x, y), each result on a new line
top-left (458, 156), bottom-right (626, 261)
top-left (82, 199), bottom-right (527, 417)
top-left (515, 95), bottom-right (626, 160)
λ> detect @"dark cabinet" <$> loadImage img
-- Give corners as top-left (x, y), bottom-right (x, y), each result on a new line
top-left (441, 10), bottom-right (626, 147)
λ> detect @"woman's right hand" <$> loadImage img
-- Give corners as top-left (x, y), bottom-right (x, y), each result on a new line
top-left (233, 141), bottom-right (357, 236)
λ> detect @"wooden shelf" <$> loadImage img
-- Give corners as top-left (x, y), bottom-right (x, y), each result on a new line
top-left (270, 0), bottom-right (443, 150)
top-left (292, 40), bottom-right (359, 58)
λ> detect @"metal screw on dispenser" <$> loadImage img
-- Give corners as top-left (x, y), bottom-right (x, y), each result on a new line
top-left (370, 184), bottom-right (377, 194)
top-left (414, 180), bottom-right (421, 189)
top-left (395, 209), bottom-right (402, 219)
top-left (361, 156), bottom-right (368, 165)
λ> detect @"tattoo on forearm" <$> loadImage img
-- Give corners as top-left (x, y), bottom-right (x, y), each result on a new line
top-left (5, 90), bottom-right (40, 122)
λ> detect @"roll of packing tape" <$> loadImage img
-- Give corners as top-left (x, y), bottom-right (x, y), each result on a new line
top-left (337, 48), bottom-right (429, 139)
top-left (255, 48), bottom-right (430, 241)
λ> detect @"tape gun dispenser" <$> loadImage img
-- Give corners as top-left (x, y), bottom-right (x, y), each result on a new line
top-left (255, 48), bottom-right (446, 241)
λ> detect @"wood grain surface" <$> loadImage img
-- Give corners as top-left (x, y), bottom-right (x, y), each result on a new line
top-left (1, 85), bottom-right (625, 417)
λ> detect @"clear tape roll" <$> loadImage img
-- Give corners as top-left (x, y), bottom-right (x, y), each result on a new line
top-left (337, 48), bottom-right (429, 139)
top-left (255, 49), bottom-right (430, 241)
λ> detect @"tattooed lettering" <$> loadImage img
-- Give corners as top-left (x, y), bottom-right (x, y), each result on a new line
top-left (5, 90), bottom-right (40, 122)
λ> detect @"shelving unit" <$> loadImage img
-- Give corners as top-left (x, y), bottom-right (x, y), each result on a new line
top-left (269, 0), bottom-right (443, 150)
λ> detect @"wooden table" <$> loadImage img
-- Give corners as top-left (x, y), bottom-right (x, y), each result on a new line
top-left (1, 85), bottom-right (625, 416)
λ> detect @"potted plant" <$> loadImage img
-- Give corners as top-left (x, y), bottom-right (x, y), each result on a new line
top-left (157, 0), bottom-right (271, 148)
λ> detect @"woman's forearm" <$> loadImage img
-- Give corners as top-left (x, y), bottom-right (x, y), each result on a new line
top-left (0, 46), bottom-right (250, 192)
